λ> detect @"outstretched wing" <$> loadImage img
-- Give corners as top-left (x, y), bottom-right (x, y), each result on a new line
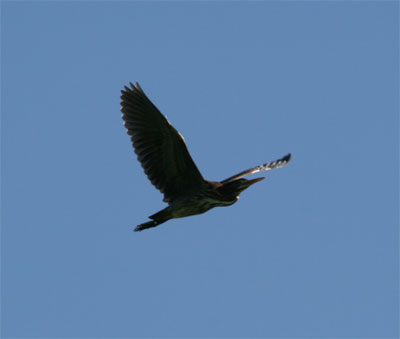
top-left (120, 82), bottom-right (205, 202)
top-left (221, 153), bottom-right (291, 184)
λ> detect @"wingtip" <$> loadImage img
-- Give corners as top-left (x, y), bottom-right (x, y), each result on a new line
top-left (135, 82), bottom-right (143, 92)
top-left (283, 153), bottom-right (291, 162)
top-left (120, 81), bottom-right (142, 99)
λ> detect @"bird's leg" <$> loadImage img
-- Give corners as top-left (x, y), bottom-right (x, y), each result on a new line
top-left (134, 207), bottom-right (172, 232)
top-left (134, 220), bottom-right (165, 232)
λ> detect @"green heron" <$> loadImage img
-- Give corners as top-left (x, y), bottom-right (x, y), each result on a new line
top-left (121, 82), bottom-right (291, 232)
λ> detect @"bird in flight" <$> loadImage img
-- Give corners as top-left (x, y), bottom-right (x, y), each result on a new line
top-left (120, 82), bottom-right (291, 232)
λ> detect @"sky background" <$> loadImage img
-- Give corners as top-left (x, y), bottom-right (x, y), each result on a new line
top-left (1, 1), bottom-right (399, 338)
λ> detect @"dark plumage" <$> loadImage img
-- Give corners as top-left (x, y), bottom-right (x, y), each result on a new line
top-left (120, 82), bottom-right (291, 231)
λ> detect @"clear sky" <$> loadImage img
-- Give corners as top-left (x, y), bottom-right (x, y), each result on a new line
top-left (1, 1), bottom-right (398, 338)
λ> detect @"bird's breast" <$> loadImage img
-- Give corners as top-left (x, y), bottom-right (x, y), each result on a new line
top-left (169, 196), bottom-right (237, 219)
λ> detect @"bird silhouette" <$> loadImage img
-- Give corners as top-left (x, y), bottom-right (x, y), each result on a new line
top-left (120, 82), bottom-right (291, 231)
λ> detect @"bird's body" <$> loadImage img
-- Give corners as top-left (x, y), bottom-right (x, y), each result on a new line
top-left (133, 178), bottom-right (261, 231)
top-left (120, 82), bottom-right (291, 231)
top-left (162, 181), bottom-right (236, 218)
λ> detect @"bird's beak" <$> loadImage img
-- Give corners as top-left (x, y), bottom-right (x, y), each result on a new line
top-left (248, 177), bottom-right (265, 186)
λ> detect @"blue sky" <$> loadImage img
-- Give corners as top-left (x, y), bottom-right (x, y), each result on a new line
top-left (1, 1), bottom-right (398, 338)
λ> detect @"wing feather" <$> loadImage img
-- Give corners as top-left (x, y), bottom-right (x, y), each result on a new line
top-left (120, 82), bottom-right (205, 202)
top-left (221, 153), bottom-right (291, 184)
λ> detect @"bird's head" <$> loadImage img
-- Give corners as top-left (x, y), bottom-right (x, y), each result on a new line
top-left (219, 177), bottom-right (265, 198)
